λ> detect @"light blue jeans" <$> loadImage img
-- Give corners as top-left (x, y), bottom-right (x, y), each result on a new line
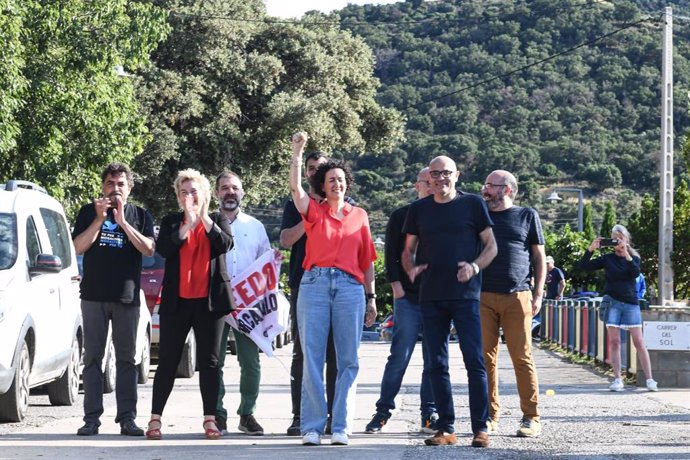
top-left (297, 267), bottom-right (365, 435)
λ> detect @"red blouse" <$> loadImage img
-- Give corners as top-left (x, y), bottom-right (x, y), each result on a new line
top-left (179, 222), bottom-right (211, 299)
top-left (301, 199), bottom-right (376, 284)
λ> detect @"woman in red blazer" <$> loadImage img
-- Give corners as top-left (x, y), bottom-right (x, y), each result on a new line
top-left (146, 169), bottom-right (234, 440)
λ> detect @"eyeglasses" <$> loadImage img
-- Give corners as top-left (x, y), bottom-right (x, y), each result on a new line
top-left (482, 183), bottom-right (507, 190)
top-left (429, 170), bottom-right (455, 179)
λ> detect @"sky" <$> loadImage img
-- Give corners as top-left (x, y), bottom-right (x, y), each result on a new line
top-left (263, 0), bottom-right (401, 18)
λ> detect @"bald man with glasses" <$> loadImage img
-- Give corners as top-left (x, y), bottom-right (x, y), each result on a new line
top-left (480, 170), bottom-right (545, 439)
top-left (402, 155), bottom-right (497, 448)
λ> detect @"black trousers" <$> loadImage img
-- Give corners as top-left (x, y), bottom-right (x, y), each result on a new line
top-left (289, 287), bottom-right (337, 417)
top-left (151, 297), bottom-right (225, 416)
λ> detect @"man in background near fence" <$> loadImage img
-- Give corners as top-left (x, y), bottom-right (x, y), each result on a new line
top-left (479, 170), bottom-right (545, 438)
top-left (364, 167), bottom-right (437, 434)
top-left (545, 256), bottom-right (565, 300)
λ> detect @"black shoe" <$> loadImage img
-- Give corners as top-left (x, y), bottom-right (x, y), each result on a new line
top-left (365, 412), bottom-right (390, 434)
top-left (238, 414), bottom-right (264, 436)
top-left (77, 421), bottom-right (99, 436)
top-left (215, 415), bottom-right (227, 433)
top-left (287, 415), bottom-right (301, 436)
top-left (120, 419), bottom-right (144, 436)
top-left (325, 415), bottom-right (332, 435)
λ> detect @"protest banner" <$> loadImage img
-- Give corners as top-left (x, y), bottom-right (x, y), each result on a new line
top-left (226, 250), bottom-right (289, 356)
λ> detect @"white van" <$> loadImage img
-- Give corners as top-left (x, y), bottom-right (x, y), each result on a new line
top-left (0, 181), bottom-right (82, 422)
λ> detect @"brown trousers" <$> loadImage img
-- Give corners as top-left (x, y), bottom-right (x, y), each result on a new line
top-left (480, 291), bottom-right (540, 422)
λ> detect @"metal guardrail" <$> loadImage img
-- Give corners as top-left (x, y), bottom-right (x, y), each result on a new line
top-left (541, 299), bottom-right (640, 376)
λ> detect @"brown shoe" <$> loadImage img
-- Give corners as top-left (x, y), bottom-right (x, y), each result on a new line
top-left (471, 430), bottom-right (490, 448)
top-left (424, 430), bottom-right (457, 446)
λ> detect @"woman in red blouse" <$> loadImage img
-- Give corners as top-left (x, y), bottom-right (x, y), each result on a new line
top-left (146, 169), bottom-right (234, 440)
top-left (289, 132), bottom-right (377, 446)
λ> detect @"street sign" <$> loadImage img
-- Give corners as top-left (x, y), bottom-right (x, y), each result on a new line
top-left (643, 321), bottom-right (690, 350)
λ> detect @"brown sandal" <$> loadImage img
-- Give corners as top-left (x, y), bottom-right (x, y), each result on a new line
top-left (203, 420), bottom-right (221, 440)
top-left (146, 418), bottom-right (162, 440)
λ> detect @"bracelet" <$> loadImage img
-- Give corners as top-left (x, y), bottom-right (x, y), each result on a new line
top-left (365, 293), bottom-right (377, 300)
top-left (471, 262), bottom-right (480, 276)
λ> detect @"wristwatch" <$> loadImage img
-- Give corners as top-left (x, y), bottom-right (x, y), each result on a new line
top-left (471, 262), bottom-right (480, 276)
top-left (365, 293), bottom-right (377, 300)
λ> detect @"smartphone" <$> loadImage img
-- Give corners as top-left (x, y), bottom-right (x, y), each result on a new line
top-left (600, 238), bottom-right (619, 247)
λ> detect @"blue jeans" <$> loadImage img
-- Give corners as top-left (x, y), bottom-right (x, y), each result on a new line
top-left (297, 267), bottom-right (365, 435)
top-left (421, 299), bottom-right (488, 434)
top-left (376, 297), bottom-right (435, 417)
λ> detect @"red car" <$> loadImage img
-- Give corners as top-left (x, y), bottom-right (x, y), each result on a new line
top-left (140, 253), bottom-right (165, 315)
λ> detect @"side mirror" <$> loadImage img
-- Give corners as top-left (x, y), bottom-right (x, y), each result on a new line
top-left (30, 254), bottom-right (62, 274)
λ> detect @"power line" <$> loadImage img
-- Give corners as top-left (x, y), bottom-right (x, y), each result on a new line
top-left (404, 14), bottom-right (661, 110)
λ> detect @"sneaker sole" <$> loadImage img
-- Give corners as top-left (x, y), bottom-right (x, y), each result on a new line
top-left (238, 427), bottom-right (264, 436)
top-left (420, 427), bottom-right (436, 434)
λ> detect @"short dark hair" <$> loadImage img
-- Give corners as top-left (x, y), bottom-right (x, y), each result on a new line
top-left (309, 160), bottom-right (354, 199)
top-left (101, 163), bottom-right (133, 188)
top-left (305, 151), bottom-right (328, 165)
top-left (215, 169), bottom-right (242, 190)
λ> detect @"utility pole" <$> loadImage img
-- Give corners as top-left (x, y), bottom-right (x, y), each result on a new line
top-left (659, 6), bottom-right (674, 306)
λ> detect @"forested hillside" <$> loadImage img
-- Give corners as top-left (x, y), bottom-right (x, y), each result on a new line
top-left (326, 0), bottom-right (690, 231)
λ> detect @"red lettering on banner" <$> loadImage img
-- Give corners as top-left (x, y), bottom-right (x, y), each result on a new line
top-left (262, 263), bottom-right (277, 290)
top-left (235, 280), bottom-right (256, 307)
top-left (247, 271), bottom-right (266, 298)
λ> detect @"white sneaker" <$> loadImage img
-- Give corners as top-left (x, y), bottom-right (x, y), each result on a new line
top-left (646, 379), bottom-right (659, 392)
top-left (302, 431), bottom-right (321, 445)
top-left (609, 378), bottom-right (624, 392)
top-left (331, 432), bottom-right (349, 445)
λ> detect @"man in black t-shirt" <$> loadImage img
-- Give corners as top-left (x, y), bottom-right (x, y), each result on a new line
top-left (72, 163), bottom-right (155, 437)
top-left (403, 155), bottom-right (497, 448)
top-left (480, 170), bottom-right (545, 438)
top-left (279, 151), bottom-right (354, 436)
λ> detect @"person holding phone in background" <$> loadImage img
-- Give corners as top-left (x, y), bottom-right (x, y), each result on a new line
top-left (576, 224), bottom-right (658, 392)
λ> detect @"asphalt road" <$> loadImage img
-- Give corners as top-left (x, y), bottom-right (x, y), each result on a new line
top-left (1, 340), bottom-right (689, 459)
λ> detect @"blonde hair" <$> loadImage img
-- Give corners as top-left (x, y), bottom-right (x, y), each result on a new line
top-left (611, 224), bottom-right (640, 258)
top-left (174, 168), bottom-right (211, 204)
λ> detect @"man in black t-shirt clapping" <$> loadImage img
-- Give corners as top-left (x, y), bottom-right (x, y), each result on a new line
top-left (72, 163), bottom-right (155, 437)
top-left (480, 170), bottom-right (545, 438)
top-left (402, 155), bottom-right (497, 448)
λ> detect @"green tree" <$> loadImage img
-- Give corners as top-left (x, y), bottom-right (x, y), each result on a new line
top-left (544, 225), bottom-right (601, 294)
top-left (600, 201), bottom-right (617, 237)
top-left (134, 1), bottom-right (405, 217)
top-left (0, 0), bottom-right (169, 216)
top-left (628, 180), bottom-right (690, 300)
top-left (0, 0), bottom-right (26, 155)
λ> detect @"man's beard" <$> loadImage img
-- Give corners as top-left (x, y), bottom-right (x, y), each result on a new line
top-left (221, 197), bottom-right (239, 211)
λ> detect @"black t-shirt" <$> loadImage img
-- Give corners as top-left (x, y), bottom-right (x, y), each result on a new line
top-left (482, 206), bottom-right (544, 293)
top-left (385, 203), bottom-right (419, 301)
top-left (545, 267), bottom-right (565, 299)
top-left (577, 251), bottom-right (641, 305)
top-left (280, 196), bottom-right (356, 289)
top-left (72, 203), bottom-right (154, 305)
top-left (280, 199), bottom-right (306, 289)
top-left (403, 192), bottom-right (493, 302)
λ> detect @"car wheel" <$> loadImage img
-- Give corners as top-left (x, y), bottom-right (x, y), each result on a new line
top-left (103, 339), bottom-right (116, 394)
top-left (228, 337), bottom-right (237, 356)
top-left (47, 336), bottom-right (80, 405)
top-left (137, 331), bottom-right (151, 384)
top-left (176, 332), bottom-right (196, 378)
top-left (0, 341), bottom-right (31, 422)
top-left (275, 333), bottom-right (283, 348)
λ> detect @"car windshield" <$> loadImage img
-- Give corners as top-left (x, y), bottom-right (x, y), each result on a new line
top-left (0, 212), bottom-right (18, 270)
top-left (142, 253), bottom-right (165, 269)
